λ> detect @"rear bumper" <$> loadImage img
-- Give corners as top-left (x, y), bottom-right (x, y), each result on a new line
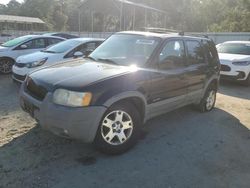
top-left (19, 84), bottom-right (107, 143)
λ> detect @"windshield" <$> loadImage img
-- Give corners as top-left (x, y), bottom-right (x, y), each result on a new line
top-left (89, 34), bottom-right (159, 66)
top-left (217, 43), bottom-right (250, 55)
top-left (43, 39), bottom-right (82, 53)
top-left (1, 36), bottom-right (32, 47)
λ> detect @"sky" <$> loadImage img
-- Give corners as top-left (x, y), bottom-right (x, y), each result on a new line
top-left (0, 0), bottom-right (24, 5)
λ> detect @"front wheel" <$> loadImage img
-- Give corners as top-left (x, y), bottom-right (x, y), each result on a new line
top-left (94, 102), bottom-right (141, 155)
top-left (197, 86), bottom-right (217, 112)
top-left (0, 58), bottom-right (14, 74)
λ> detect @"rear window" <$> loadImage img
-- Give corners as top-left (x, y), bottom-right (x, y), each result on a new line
top-left (217, 43), bottom-right (250, 55)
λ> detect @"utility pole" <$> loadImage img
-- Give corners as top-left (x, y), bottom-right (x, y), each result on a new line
top-left (91, 11), bottom-right (94, 33)
top-left (78, 8), bottom-right (81, 36)
top-left (78, 0), bottom-right (88, 37)
top-left (120, 1), bottom-right (123, 31)
top-left (133, 6), bottom-right (136, 30)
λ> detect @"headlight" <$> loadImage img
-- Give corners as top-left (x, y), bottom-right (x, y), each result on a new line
top-left (26, 58), bottom-right (48, 68)
top-left (53, 89), bottom-right (92, 107)
top-left (232, 61), bottom-right (250, 66)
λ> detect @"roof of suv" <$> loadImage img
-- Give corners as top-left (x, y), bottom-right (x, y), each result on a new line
top-left (118, 31), bottom-right (210, 41)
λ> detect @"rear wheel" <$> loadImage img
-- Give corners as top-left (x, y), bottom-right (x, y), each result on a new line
top-left (94, 102), bottom-right (141, 155)
top-left (197, 86), bottom-right (217, 112)
top-left (0, 58), bottom-right (14, 74)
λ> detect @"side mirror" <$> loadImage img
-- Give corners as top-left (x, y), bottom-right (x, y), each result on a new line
top-left (73, 51), bottom-right (84, 58)
top-left (20, 44), bottom-right (28, 49)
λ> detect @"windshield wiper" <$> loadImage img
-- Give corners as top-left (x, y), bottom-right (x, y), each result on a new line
top-left (97, 58), bottom-right (118, 65)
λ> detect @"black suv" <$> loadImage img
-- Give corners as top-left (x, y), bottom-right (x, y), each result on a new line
top-left (19, 31), bottom-right (220, 154)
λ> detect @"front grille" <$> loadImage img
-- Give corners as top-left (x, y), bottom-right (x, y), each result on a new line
top-left (13, 73), bottom-right (26, 81)
top-left (15, 62), bottom-right (26, 68)
top-left (220, 64), bottom-right (231, 72)
top-left (25, 77), bottom-right (48, 101)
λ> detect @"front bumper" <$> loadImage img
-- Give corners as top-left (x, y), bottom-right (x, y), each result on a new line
top-left (220, 63), bottom-right (250, 81)
top-left (19, 84), bottom-right (107, 143)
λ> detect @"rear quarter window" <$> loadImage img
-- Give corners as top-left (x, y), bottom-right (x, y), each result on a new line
top-left (203, 40), bottom-right (219, 65)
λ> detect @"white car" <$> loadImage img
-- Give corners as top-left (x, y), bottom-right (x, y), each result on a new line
top-left (12, 38), bottom-right (104, 82)
top-left (0, 35), bottom-right (64, 74)
top-left (217, 41), bottom-right (250, 86)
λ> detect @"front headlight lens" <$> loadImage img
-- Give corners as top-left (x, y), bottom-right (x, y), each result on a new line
top-left (53, 89), bottom-right (92, 107)
top-left (26, 58), bottom-right (48, 68)
top-left (232, 61), bottom-right (250, 66)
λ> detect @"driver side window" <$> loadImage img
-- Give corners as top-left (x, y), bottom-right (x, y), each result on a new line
top-left (158, 40), bottom-right (185, 70)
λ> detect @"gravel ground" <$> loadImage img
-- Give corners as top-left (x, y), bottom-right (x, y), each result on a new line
top-left (0, 74), bottom-right (250, 188)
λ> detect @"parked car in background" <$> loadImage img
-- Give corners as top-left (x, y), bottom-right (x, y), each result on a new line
top-left (0, 35), bottom-right (64, 74)
top-left (43, 32), bottom-right (79, 39)
top-left (19, 31), bottom-right (220, 154)
top-left (217, 41), bottom-right (250, 86)
top-left (12, 38), bottom-right (104, 82)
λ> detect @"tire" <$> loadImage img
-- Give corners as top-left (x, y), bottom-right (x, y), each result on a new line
top-left (0, 58), bottom-right (14, 74)
top-left (94, 102), bottom-right (142, 155)
top-left (197, 86), bottom-right (217, 112)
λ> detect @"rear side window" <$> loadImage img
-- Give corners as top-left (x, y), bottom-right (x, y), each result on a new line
top-left (158, 40), bottom-right (186, 70)
top-left (203, 40), bottom-right (219, 65)
top-left (48, 38), bottom-right (63, 46)
top-left (33, 38), bottom-right (46, 49)
top-left (186, 40), bottom-right (205, 65)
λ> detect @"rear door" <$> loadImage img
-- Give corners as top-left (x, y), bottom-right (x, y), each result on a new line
top-left (184, 39), bottom-right (208, 102)
top-left (148, 39), bottom-right (189, 118)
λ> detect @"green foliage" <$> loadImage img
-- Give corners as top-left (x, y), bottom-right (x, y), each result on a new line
top-left (1, 0), bottom-right (250, 32)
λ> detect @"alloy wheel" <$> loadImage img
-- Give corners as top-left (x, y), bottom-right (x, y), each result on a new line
top-left (206, 90), bottom-right (216, 110)
top-left (0, 59), bottom-right (13, 74)
top-left (101, 110), bottom-right (133, 146)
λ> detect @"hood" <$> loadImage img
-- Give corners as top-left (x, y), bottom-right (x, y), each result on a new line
top-left (17, 51), bottom-right (56, 63)
top-left (29, 60), bottom-right (133, 91)
top-left (0, 45), bottom-right (9, 52)
top-left (218, 53), bottom-right (250, 62)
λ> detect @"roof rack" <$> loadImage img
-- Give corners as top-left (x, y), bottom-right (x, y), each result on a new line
top-left (188, 33), bottom-right (209, 39)
top-left (144, 27), bottom-right (184, 36)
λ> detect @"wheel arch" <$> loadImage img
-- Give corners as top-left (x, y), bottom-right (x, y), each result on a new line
top-left (0, 56), bottom-right (15, 62)
top-left (203, 75), bottom-right (219, 95)
top-left (103, 91), bottom-right (147, 121)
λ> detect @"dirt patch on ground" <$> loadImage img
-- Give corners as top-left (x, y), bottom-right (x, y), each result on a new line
top-left (0, 75), bottom-right (250, 188)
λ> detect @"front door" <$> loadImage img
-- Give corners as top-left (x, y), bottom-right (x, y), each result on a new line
top-left (12, 38), bottom-right (47, 60)
top-left (148, 39), bottom-right (189, 119)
